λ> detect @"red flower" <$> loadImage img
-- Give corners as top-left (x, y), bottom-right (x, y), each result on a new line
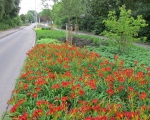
top-left (70, 92), bottom-right (75, 98)
top-left (105, 75), bottom-right (114, 83)
top-left (98, 72), bottom-right (103, 78)
top-left (87, 79), bottom-right (97, 90)
top-left (64, 71), bottom-right (72, 78)
top-left (32, 92), bottom-right (38, 98)
top-left (78, 89), bottom-right (85, 96)
top-left (19, 112), bottom-right (28, 120)
top-left (61, 96), bottom-right (68, 102)
top-left (118, 77), bottom-right (124, 83)
top-left (137, 71), bottom-right (144, 78)
top-left (48, 72), bottom-right (56, 79)
top-left (32, 109), bottom-right (43, 118)
top-left (128, 86), bottom-right (134, 91)
top-left (72, 84), bottom-right (81, 90)
top-left (61, 81), bottom-right (70, 87)
top-left (105, 67), bottom-right (112, 72)
top-left (139, 92), bottom-right (147, 100)
top-left (10, 99), bottom-right (25, 113)
top-left (92, 98), bottom-right (99, 104)
top-left (23, 84), bottom-right (28, 90)
top-left (91, 105), bottom-right (100, 111)
top-left (106, 89), bottom-right (114, 96)
top-left (35, 87), bottom-right (41, 91)
top-left (51, 84), bottom-right (60, 89)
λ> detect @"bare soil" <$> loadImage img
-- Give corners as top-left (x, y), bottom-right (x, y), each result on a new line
top-left (58, 37), bottom-right (109, 48)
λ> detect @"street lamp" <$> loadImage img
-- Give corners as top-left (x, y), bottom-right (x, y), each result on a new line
top-left (35, 0), bottom-right (37, 28)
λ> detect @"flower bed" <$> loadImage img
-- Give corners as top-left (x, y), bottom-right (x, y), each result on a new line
top-left (7, 43), bottom-right (150, 119)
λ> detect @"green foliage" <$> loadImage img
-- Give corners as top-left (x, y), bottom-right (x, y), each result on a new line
top-left (86, 43), bottom-right (150, 70)
top-left (0, 0), bottom-right (21, 30)
top-left (36, 29), bottom-right (66, 40)
top-left (40, 9), bottom-right (51, 22)
top-left (0, 0), bottom-right (5, 19)
top-left (93, 17), bottom-right (106, 35)
top-left (36, 29), bottom-right (102, 44)
top-left (102, 5), bottom-right (148, 53)
top-left (41, 27), bottom-right (50, 30)
top-left (0, 15), bottom-right (22, 30)
top-left (0, 22), bottom-right (9, 30)
top-left (133, 4), bottom-right (150, 42)
top-left (74, 34), bottom-right (101, 44)
top-left (20, 14), bottom-right (26, 23)
top-left (26, 11), bottom-right (35, 23)
top-left (36, 38), bottom-right (61, 44)
top-left (12, 16), bottom-right (22, 26)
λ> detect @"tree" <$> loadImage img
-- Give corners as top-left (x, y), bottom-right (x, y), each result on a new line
top-left (0, 0), bottom-right (5, 19)
top-left (20, 14), bottom-right (26, 23)
top-left (102, 5), bottom-right (148, 53)
top-left (26, 11), bottom-right (35, 23)
top-left (133, 1), bottom-right (150, 42)
top-left (0, 0), bottom-right (21, 30)
top-left (40, 9), bottom-right (51, 22)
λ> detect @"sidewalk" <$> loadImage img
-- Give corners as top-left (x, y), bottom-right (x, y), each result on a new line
top-left (0, 26), bottom-right (26, 39)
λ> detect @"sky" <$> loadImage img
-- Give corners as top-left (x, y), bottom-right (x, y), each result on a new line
top-left (19, 0), bottom-right (54, 15)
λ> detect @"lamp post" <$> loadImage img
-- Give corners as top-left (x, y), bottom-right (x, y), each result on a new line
top-left (35, 0), bottom-right (37, 28)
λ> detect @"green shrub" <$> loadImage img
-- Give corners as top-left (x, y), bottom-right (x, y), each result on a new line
top-left (93, 17), bottom-right (106, 35)
top-left (0, 22), bottom-right (9, 30)
top-left (41, 27), bottom-right (50, 30)
top-left (12, 16), bottom-right (22, 26)
top-left (102, 5), bottom-right (148, 53)
top-left (0, 15), bottom-right (22, 30)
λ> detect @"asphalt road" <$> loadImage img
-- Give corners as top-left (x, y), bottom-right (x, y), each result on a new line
top-left (0, 24), bottom-right (36, 118)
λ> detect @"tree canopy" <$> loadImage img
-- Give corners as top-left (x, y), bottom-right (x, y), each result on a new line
top-left (0, 0), bottom-right (21, 30)
top-left (42, 0), bottom-right (150, 42)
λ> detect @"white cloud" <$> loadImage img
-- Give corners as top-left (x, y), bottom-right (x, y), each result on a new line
top-left (19, 0), bottom-right (53, 15)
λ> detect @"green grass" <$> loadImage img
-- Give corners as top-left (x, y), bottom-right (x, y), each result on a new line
top-left (36, 38), bottom-right (61, 44)
top-left (36, 29), bottom-right (66, 40)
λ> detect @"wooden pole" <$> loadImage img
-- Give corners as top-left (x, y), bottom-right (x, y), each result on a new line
top-left (75, 24), bottom-right (79, 34)
top-left (66, 23), bottom-right (69, 43)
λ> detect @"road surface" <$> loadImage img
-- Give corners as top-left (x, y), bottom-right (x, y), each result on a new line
top-left (0, 24), bottom-right (36, 118)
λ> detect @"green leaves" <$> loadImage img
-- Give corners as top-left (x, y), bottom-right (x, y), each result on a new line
top-left (102, 5), bottom-right (148, 53)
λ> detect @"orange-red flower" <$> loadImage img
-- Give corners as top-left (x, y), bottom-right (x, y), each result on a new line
top-left (51, 84), bottom-right (61, 89)
top-left (139, 92), bottom-right (147, 100)
top-left (78, 89), bottom-right (85, 96)
top-left (106, 89), bottom-right (114, 96)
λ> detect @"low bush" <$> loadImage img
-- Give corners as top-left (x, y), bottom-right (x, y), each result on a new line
top-left (0, 15), bottom-right (22, 30)
top-left (41, 27), bottom-right (50, 30)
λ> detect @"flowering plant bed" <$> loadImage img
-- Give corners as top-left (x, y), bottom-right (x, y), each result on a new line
top-left (7, 43), bottom-right (150, 119)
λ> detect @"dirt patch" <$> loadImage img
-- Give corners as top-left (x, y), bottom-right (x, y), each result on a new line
top-left (58, 37), bottom-right (108, 47)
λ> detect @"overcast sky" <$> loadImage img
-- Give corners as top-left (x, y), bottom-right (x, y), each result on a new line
top-left (19, 0), bottom-right (54, 15)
